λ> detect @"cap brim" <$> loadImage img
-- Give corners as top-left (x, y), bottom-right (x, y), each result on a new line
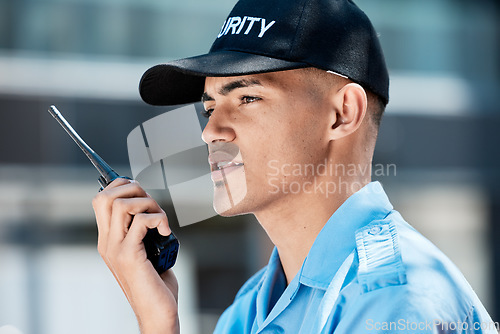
top-left (139, 50), bottom-right (308, 106)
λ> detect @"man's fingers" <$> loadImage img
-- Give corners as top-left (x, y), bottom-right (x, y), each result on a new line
top-left (106, 177), bottom-right (135, 190)
top-left (93, 180), bottom-right (148, 214)
top-left (126, 213), bottom-right (172, 245)
top-left (92, 179), bottom-right (172, 285)
top-left (108, 197), bottom-right (164, 245)
top-left (92, 179), bottom-right (144, 237)
top-left (111, 213), bottom-right (171, 270)
top-left (92, 180), bottom-right (150, 256)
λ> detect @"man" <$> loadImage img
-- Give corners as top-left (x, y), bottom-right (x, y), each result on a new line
top-left (92, 0), bottom-right (496, 333)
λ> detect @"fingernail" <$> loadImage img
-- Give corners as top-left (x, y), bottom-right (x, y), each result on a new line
top-left (157, 222), bottom-right (171, 236)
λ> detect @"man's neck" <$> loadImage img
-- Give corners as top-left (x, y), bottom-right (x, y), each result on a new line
top-left (254, 176), bottom-right (370, 284)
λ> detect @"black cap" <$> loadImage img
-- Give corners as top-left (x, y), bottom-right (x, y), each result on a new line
top-left (139, 0), bottom-right (389, 106)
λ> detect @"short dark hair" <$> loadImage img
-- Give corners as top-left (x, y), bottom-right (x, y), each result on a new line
top-left (366, 90), bottom-right (386, 129)
top-left (301, 67), bottom-right (386, 130)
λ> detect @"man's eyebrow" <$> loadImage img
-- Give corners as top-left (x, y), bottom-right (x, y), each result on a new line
top-left (201, 92), bottom-right (213, 103)
top-left (201, 78), bottom-right (262, 103)
top-left (219, 79), bottom-right (262, 96)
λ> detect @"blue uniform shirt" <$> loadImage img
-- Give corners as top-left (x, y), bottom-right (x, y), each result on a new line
top-left (214, 182), bottom-right (497, 333)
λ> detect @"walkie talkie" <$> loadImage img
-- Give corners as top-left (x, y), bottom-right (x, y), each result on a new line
top-left (47, 105), bottom-right (179, 274)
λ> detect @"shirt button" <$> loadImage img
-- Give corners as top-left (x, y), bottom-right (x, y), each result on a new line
top-left (368, 226), bottom-right (383, 235)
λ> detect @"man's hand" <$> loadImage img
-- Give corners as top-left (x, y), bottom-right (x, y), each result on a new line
top-left (92, 178), bottom-right (180, 334)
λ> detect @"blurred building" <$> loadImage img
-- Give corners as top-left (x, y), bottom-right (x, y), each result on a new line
top-left (0, 0), bottom-right (498, 333)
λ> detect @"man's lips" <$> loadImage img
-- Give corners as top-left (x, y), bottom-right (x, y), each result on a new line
top-left (210, 160), bottom-right (244, 172)
top-left (208, 152), bottom-right (244, 172)
top-left (208, 153), bottom-right (244, 183)
top-left (210, 161), bottom-right (244, 183)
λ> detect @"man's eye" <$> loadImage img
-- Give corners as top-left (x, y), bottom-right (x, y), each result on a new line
top-left (241, 96), bottom-right (261, 104)
top-left (201, 108), bottom-right (213, 118)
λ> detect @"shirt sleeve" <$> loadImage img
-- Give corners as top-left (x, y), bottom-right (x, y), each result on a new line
top-left (325, 284), bottom-right (497, 334)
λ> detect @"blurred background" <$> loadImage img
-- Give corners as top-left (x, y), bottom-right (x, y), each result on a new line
top-left (0, 0), bottom-right (499, 333)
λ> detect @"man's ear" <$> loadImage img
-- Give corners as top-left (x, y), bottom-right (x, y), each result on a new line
top-left (328, 83), bottom-right (367, 140)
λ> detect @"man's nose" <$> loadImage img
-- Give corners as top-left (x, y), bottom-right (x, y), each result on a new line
top-left (201, 110), bottom-right (236, 144)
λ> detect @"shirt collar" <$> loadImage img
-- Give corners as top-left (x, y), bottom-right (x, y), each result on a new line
top-left (299, 181), bottom-right (393, 289)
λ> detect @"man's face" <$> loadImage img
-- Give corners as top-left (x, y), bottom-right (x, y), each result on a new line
top-left (202, 69), bottom-right (334, 216)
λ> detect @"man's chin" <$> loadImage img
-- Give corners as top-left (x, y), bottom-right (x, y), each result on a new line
top-left (212, 180), bottom-right (248, 216)
top-left (213, 201), bottom-right (247, 217)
